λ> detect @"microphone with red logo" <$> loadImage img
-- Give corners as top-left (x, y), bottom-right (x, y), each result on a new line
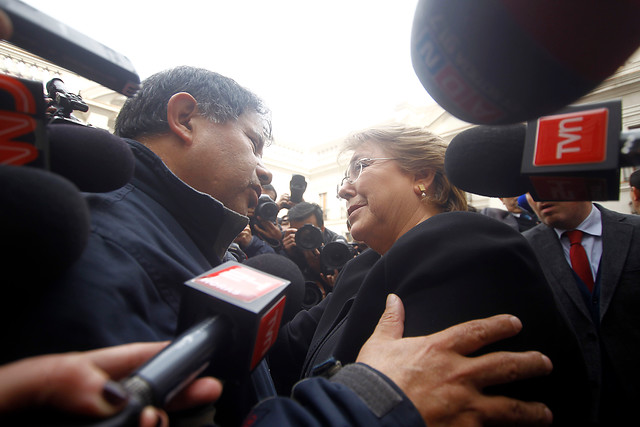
top-left (411, 0), bottom-right (640, 125)
top-left (445, 99), bottom-right (640, 201)
top-left (80, 255), bottom-right (302, 427)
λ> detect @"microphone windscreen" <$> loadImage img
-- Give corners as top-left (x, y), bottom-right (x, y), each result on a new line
top-left (411, 0), bottom-right (640, 125)
top-left (0, 165), bottom-right (90, 282)
top-left (445, 124), bottom-right (530, 197)
top-left (48, 124), bottom-right (135, 192)
top-left (243, 254), bottom-right (305, 323)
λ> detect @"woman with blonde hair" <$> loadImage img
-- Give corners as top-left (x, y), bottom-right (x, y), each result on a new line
top-left (272, 124), bottom-right (590, 425)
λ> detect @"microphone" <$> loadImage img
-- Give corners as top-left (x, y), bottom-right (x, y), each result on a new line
top-left (83, 255), bottom-right (302, 426)
top-left (47, 124), bottom-right (135, 193)
top-left (0, 165), bottom-right (90, 284)
top-left (0, 0), bottom-right (140, 96)
top-left (445, 100), bottom-right (640, 201)
top-left (445, 123), bottom-right (531, 197)
top-left (0, 72), bottom-right (135, 192)
top-left (240, 254), bottom-right (305, 324)
top-left (411, 0), bottom-right (640, 125)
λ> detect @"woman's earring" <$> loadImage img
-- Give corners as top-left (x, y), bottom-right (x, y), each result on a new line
top-left (418, 184), bottom-right (427, 198)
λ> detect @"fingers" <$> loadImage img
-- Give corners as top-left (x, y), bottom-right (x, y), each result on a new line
top-left (0, 10), bottom-right (12, 40)
top-left (480, 396), bottom-right (553, 426)
top-left (139, 406), bottom-right (168, 427)
top-left (356, 294), bottom-right (405, 367)
top-left (0, 352), bottom-right (121, 417)
top-left (470, 351), bottom-right (553, 389)
top-left (433, 314), bottom-right (523, 355)
top-left (372, 294), bottom-right (405, 341)
top-left (164, 377), bottom-right (223, 411)
top-left (86, 341), bottom-right (170, 379)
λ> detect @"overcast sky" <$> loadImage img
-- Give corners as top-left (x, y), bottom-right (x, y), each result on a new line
top-left (21, 0), bottom-right (435, 147)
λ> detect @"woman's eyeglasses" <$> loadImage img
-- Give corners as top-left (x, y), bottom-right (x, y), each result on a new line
top-left (339, 157), bottom-right (395, 187)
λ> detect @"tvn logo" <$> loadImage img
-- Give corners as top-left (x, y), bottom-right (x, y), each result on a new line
top-left (534, 108), bottom-right (608, 166)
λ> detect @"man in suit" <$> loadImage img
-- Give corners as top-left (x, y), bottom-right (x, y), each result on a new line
top-left (523, 195), bottom-right (640, 425)
top-left (480, 195), bottom-right (539, 232)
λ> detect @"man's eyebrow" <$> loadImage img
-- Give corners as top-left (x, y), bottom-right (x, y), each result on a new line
top-left (245, 128), bottom-right (265, 148)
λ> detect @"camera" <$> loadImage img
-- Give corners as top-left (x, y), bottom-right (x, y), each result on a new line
top-left (290, 174), bottom-right (307, 203)
top-left (320, 240), bottom-right (358, 273)
top-left (254, 194), bottom-right (279, 224)
top-left (46, 78), bottom-right (89, 125)
top-left (294, 223), bottom-right (323, 250)
top-left (302, 280), bottom-right (326, 309)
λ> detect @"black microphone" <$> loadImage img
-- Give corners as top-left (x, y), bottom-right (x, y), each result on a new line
top-left (47, 124), bottom-right (135, 193)
top-left (0, 72), bottom-right (135, 193)
top-left (0, 0), bottom-right (140, 96)
top-left (445, 100), bottom-right (640, 201)
top-left (0, 165), bottom-right (90, 284)
top-left (445, 123), bottom-right (531, 198)
top-left (411, 0), bottom-right (640, 125)
top-left (80, 255), bottom-right (302, 427)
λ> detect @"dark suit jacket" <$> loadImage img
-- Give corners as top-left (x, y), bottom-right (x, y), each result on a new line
top-left (298, 211), bottom-right (590, 425)
top-left (523, 204), bottom-right (640, 424)
top-left (480, 206), bottom-right (539, 232)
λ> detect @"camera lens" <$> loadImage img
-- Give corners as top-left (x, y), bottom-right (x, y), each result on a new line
top-left (321, 241), bottom-right (354, 271)
top-left (295, 224), bottom-right (323, 250)
top-left (255, 195), bottom-right (279, 223)
top-left (302, 280), bottom-right (326, 309)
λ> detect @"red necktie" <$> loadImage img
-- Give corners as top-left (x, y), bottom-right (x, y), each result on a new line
top-left (565, 230), bottom-right (594, 292)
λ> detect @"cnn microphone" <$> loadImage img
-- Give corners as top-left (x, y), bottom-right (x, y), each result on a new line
top-left (47, 124), bottom-right (135, 192)
top-left (0, 72), bottom-right (135, 192)
top-left (411, 0), bottom-right (640, 125)
top-left (445, 100), bottom-right (640, 201)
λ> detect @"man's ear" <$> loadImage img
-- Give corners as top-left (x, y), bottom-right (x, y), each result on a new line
top-left (632, 186), bottom-right (640, 202)
top-left (166, 92), bottom-right (198, 145)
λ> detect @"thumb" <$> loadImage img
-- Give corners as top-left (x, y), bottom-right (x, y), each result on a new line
top-left (371, 294), bottom-right (405, 341)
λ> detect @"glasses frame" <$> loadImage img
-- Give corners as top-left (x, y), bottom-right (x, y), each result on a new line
top-left (339, 157), bottom-right (396, 188)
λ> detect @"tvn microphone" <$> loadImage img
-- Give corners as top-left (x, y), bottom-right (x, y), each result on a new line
top-left (445, 99), bottom-right (640, 201)
top-left (411, 0), bottom-right (640, 125)
top-left (445, 123), bottom-right (531, 198)
top-left (78, 255), bottom-right (302, 427)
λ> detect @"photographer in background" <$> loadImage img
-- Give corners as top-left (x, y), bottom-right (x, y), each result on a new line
top-left (248, 184), bottom-right (285, 252)
top-left (275, 174), bottom-right (307, 210)
top-left (282, 202), bottom-right (347, 306)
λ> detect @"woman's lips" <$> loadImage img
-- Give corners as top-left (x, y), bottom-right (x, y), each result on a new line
top-left (347, 204), bottom-right (364, 217)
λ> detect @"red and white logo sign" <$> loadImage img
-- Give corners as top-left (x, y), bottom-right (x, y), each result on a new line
top-left (193, 265), bottom-right (286, 303)
top-left (251, 295), bottom-right (286, 369)
top-left (533, 108), bottom-right (608, 166)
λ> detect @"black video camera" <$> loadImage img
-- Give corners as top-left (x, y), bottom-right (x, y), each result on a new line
top-left (45, 78), bottom-right (89, 125)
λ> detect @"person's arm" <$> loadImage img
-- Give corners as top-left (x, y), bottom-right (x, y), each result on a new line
top-left (0, 342), bottom-right (222, 427)
top-left (250, 294), bottom-right (553, 427)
